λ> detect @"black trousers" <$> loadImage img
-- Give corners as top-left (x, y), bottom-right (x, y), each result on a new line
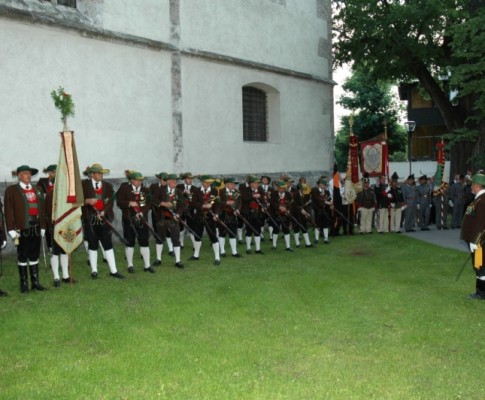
top-left (122, 218), bottom-right (149, 247)
top-left (17, 222), bottom-right (41, 263)
top-left (192, 214), bottom-right (218, 244)
top-left (271, 214), bottom-right (291, 235)
top-left (159, 217), bottom-right (181, 247)
top-left (244, 210), bottom-right (263, 237)
top-left (83, 218), bottom-right (113, 251)
top-left (219, 213), bottom-right (238, 238)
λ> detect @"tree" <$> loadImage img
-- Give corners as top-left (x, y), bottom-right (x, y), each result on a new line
top-left (334, 69), bottom-right (407, 170)
top-left (333, 0), bottom-right (485, 175)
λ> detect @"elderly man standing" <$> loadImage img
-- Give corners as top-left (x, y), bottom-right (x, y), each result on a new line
top-left (461, 173), bottom-right (485, 299)
top-left (4, 165), bottom-right (47, 293)
top-left (356, 177), bottom-right (376, 234)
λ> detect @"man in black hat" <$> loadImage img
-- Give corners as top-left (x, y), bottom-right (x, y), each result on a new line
top-left (311, 178), bottom-right (333, 244)
top-left (401, 174), bottom-right (417, 232)
top-left (416, 175), bottom-right (432, 231)
top-left (4, 165), bottom-right (47, 293)
top-left (240, 176), bottom-right (265, 254)
top-left (388, 175), bottom-right (405, 233)
top-left (260, 175), bottom-right (273, 240)
top-left (150, 172), bottom-right (169, 265)
top-left (269, 181), bottom-right (294, 251)
top-left (218, 177), bottom-right (243, 258)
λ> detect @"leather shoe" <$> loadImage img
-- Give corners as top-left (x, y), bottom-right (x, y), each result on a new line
top-left (232, 253), bottom-right (242, 258)
top-left (189, 256), bottom-right (199, 261)
top-left (255, 250), bottom-right (264, 255)
top-left (144, 267), bottom-right (156, 273)
top-left (0, 289), bottom-right (8, 297)
top-left (175, 262), bottom-right (184, 269)
top-left (306, 244), bottom-right (314, 248)
top-left (153, 259), bottom-right (161, 266)
top-left (214, 259), bottom-right (221, 266)
top-left (32, 283), bottom-right (47, 291)
top-left (128, 266), bottom-right (135, 274)
top-left (110, 272), bottom-right (126, 279)
top-left (220, 253), bottom-right (227, 258)
top-left (91, 271), bottom-right (98, 280)
top-left (246, 249), bottom-right (251, 254)
top-left (62, 277), bottom-right (76, 284)
top-left (53, 279), bottom-right (61, 288)
top-left (168, 251), bottom-right (175, 257)
top-left (286, 247), bottom-right (294, 252)
top-left (313, 239), bottom-right (319, 245)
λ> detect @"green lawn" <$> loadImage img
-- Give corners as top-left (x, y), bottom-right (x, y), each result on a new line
top-left (0, 233), bottom-right (482, 399)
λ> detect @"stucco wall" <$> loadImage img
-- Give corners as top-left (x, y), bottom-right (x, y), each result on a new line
top-left (0, 18), bottom-right (172, 180)
top-left (180, 0), bottom-right (329, 78)
top-left (181, 57), bottom-right (332, 174)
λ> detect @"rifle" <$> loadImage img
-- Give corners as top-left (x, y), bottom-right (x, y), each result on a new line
top-left (89, 206), bottom-right (129, 245)
top-left (169, 210), bottom-right (202, 241)
top-left (209, 210), bottom-right (237, 238)
top-left (139, 215), bottom-right (164, 243)
top-left (255, 198), bottom-right (279, 227)
top-left (331, 206), bottom-right (354, 227)
top-left (41, 234), bottom-right (48, 272)
top-left (456, 252), bottom-right (472, 281)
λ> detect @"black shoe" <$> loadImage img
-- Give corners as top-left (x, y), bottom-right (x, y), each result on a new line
top-left (189, 256), bottom-right (199, 261)
top-left (53, 279), bottom-right (61, 288)
top-left (168, 251), bottom-right (175, 257)
top-left (91, 271), bottom-right (98, 280)
top-left (62, 277), bottom-right (77, 284)
top-left (324, 239), bottom-right (330, 244)
top-left (406, 229), bottom-right (416, 232)
top-left (32, 283), bottom-right (47, 291)
top-left (467, 293), bottom-right (485, 300)
top-left (306, 244), bottom-right (314, 248)
top-left (144, 267), bottom-right (156, 273)
top-left (421, 227), bottom-right (430, 231)
top-left (128, 266), bottom-right (135, 274)
top-left (220, 253), bottom-right (227, 258)
top-left (286, 247), bottom-right (294, 252)
top-left (255, 250), bottom-right (264, 255)
top-left (246, 249), bottom-right (251, 254)
top-left (153, 259), bottom-right (162, 266)
top-left (110, 272), bottom-right (126, 279)
top-left (214, 259), bottom-right (221, 266)
top-left (175, 262), bottom-right (185, 269)
top-left (232, 253), bottom-right (242, 258)
top-left (238, 240), bottom-right (243, 245)
top-left (0, 289), bottom-right (8, 297)
top-left (271, 246), bottom-right (277, 250)
top-left (442, 226), bottom-right (449, 230)
top-left (295, 244), bottom-right (301, 248)
top-left (313, 240), bottom-right (319, 245)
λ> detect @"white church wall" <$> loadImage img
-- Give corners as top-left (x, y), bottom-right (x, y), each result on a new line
top-left (179, 0), bottom-right (329, 79)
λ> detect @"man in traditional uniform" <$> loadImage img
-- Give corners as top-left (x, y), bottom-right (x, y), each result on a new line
top-left (0, 199), bottom-right (8, 296)
top-left (416, 175), bottom-right (432, 231)
top-left (433, 182), bottom-right (450, 229)
top-left (82, 163), bottom-right (125, 279)
top-left (37, 164), bottom-right (56, 252)
top-left (189, 175), bottom-right (222, 265)
top-left (218, 177), bottom-right (243, 258)
top-left (450, 174), bottom-right (466, 229)
top-left (260, 175), bottom-right (273, 240)
top-left (155, 173), bottom-right (185, 268)
top-left (460, 173), bottom-right (485, 299)
top-left (401, 174), bottom-right (418, 232)
top-left (177, 172), bottom-right (197, 250)
top-left (311, 178), bottom-right (333, 244)
top-left (240, 175), bottom-right (265, 254)
top-left (387, 174), bottom-right (404, 233)
top-left (45, 185), bottom-right (72, 287)
top-left (292, 183), bottom-right (314, 247)
top-left (375, 175), bottom-right (390, 233)
top-left (4, 165), bottom-right (47, 292)
top-left (269, 181), bottom-right (294, 251)
top-left (117, 171), bottom-right (154, 274)
top-left (150, 172), bottom-right (169, 266)
top-left (356, 177), bottom-right (376, 234)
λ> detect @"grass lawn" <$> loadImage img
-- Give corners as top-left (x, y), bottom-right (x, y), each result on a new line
top-left (0, 232), bottom-right (482, 399)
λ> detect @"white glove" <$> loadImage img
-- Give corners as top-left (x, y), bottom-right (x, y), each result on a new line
top-left (8, 230), bottom-right (18, 240)
top-left (41, 229), bottom-right (46, 238)
top-left (417, 204), bottom-right (420, 210)
top-left (470, 243), bottom-right (478, 252)
top-left (1, 241), bottom-right (6, 250)
top-left (449, 200), bottom-right (454, 207)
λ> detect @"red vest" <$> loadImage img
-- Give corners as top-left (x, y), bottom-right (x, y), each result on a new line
top-left (23, 187), bottom-right (39, 216)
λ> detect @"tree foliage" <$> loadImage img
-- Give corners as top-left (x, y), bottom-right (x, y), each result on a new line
top-left (333, 0), bottom-right (485, 174)
top-left (334, 70), bottom-right (407, 170)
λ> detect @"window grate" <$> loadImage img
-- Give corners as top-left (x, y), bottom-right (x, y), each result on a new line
top-left (57, 0), bottom-right (77, 8)
top-left (243, 87), bottom-right (267, 142)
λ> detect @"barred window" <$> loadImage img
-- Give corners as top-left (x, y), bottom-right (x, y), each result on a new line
top-left (243, 86), bottom-right (268, 142)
